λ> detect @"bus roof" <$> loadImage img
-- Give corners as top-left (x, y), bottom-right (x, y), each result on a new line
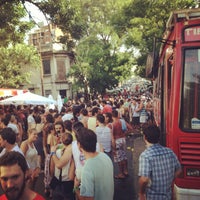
top-left (166, 8), bottom-right (200, 30)
top-left (160, 8), bottom-right (200, 56)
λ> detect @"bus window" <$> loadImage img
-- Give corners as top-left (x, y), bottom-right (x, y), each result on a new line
top-left (181, 48), bottom-right (200, 131)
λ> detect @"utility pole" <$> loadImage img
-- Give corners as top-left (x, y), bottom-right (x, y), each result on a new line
top-left (39, 35), bottom-right (44, 96)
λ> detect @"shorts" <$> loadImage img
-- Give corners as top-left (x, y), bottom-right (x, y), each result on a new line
top-left (132, 116), bottom-right (140, 126)
top-left (113, 137), bottom-right (127, 163)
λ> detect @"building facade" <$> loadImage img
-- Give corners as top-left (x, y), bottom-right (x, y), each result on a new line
top-left (26, 23), bottom-right (74, 100)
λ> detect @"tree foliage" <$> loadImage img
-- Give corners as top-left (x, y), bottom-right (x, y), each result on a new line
top-left (0, 1), bottom-right (33, 47)
top-left (67, 0), bottom-right (135, 94)
top-left (1, 0), bottom-right (198, 91)
top-left (0, 0), bottom-right (40, 88)
top-left (38, 0), bottom-right (135, 94)
top-left (0, 44), bottom-right (40, 88)
top-left (111, 0), bottom-right (196, 77)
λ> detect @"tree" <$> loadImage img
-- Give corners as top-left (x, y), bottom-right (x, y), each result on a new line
top-left (0, 0), bottom-right (87, 89)
top-left (67, 0), bottom-right (135, 94)
top-left (0, 1), bottom-right (33, 47)
top-left (3, 0), bottom-right (196, 92)
top-left (111, 0), bottom-right (196, 77)
top-left (0, 44), bottom-right (40, 88)
top-left (0, 0), bottom-right (135, 93)
top-left (0, 0), bottom-right (40, 88)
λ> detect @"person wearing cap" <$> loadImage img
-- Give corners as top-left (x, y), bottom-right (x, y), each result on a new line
top-left (138, 125), bottom-right (182, 200)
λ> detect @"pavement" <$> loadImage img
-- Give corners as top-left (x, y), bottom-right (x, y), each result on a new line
top-left (113, 133), bottom-right (145, 200)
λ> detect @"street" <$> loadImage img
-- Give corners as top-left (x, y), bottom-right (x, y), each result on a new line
top-left (113, 134), bottom-right (145, 200)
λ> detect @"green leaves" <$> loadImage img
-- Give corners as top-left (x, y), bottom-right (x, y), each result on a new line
top-left (0, 1), bottom-right (39, 88)
top-left (111, 0), bottom-right (195, 77)
top-left (65, 0), bottom-right (135, 94)
top-left (0, 1), bottom-right (33, 47)
top-left (1, 0), bottom-right (197, 93)
top-left (0, 44), bottom-right (40, 88)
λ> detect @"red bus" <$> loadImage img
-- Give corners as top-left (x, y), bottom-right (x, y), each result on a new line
top-left (146, 8), bottom-right (200, 199)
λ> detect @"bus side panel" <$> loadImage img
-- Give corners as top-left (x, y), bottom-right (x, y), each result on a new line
top-left (151, 9), bottom-right (200, 199)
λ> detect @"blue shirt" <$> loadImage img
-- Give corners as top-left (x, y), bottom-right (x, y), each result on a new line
top-left (138, 144), bottom-right (181, 200)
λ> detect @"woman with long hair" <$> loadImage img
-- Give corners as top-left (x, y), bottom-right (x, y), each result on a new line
top-left (20, 128), bottom-right (40, 190)
top-left (43, 123), bottom-right (58, 198)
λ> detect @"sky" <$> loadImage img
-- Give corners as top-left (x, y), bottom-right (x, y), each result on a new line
top-left (23, 2), bottom-right (48, 43)
top-left (24, 2), bottom-right (47, 27)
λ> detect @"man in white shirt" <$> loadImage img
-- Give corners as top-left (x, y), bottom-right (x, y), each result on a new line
top-left (0, 127), bottom-right (24, 157)
top-left (95, 113), bottom-right (112, 156)
top-left (72, 122), bottom-right (103, 180)
top-left (27, 108), bottom-right (37, 130)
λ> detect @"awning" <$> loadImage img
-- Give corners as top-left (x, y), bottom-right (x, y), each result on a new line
top-left (0, 88), bottom-right (28, 97)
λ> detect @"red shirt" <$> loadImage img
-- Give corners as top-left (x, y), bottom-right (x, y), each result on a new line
top-left (102, 104), bottom-right (112, 114)
top-left (0, 193), bottom-right (45, 200)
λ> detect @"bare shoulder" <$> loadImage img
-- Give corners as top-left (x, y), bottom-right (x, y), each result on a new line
top-left (64, 144), bottom-right (72, 154)
top-left (20, 140), bottom-right (28, 148)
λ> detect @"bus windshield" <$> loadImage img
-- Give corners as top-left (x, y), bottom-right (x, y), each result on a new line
top-left (181, 48), bottom-right (200, 131)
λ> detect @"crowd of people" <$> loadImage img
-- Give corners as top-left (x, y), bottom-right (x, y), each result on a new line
top-left (0, 93), bottom-right (182, 200)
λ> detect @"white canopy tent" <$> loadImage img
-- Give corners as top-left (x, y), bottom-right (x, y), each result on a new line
top-left (0, 92), bottom-right (55, 105)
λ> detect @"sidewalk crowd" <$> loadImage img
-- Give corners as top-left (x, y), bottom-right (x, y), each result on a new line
top-left (0, 92), bottom-right (154, 200)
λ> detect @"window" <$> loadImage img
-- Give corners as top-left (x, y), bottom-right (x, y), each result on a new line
top-left (33, 38), bottom-right (37, 46)
top-left (56, 59), bottom-right (66, 80)
top-left (42, 59), bottom-right (51, 75)
top-left (59, 90), bottom-right (66, 99)
top-left (180, 48), bottom-right (200, 131)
